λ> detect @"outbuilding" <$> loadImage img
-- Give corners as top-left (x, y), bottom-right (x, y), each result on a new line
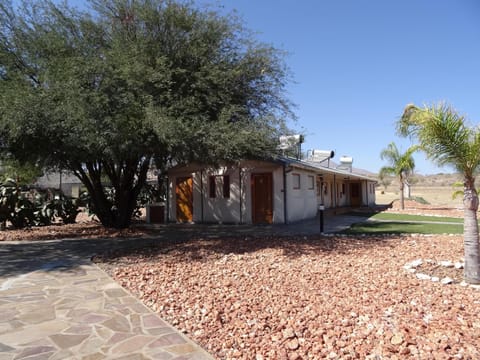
top-left (167, 157), bottom-right (376, 224)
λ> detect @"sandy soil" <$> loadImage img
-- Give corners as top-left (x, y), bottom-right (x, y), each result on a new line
top-left (376, 186), bottom-right (464, 209)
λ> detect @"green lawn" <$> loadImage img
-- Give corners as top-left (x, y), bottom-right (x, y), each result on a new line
top-left (370, 213), bottom-right (463, 223)
top-left (344, 221), bottom-right (463, 235)
top-left (343, 212), bottom-right (464, 235)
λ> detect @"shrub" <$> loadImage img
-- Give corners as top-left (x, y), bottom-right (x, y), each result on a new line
top-left (80, 184), bottom-right (159, 220)
top-left (0, 179), bottom-right (81, 229)
top-left (51, 195), bottom-right (81, 224)
top-left (409, 196), bottom-right (430, 205)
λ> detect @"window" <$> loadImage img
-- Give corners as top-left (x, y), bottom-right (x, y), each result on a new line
top-left (223, 175), bottom-right (230, 198)
top-left (209, 175), bottom-right (230, 198)
top-left (316, 176), bottom-right (322, 196)
top-left (308, 175), bottom-right (314, 190)
top-left (292, 173), bottom-right (300, 189)
top-left (209, 176), bottom-right (216, 198)
top-left (341, 183), bottom-right (346, 195)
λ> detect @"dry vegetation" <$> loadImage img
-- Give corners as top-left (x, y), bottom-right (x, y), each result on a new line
top-left (376, 173), bottom-right (465, 208)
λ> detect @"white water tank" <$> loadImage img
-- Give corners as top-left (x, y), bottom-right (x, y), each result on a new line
top-left (337, 156), bottom-right (353, 172)
top-left (339, 156), bottom-right (353, 164)
top-left (307, 149), bottom-right (335, 162)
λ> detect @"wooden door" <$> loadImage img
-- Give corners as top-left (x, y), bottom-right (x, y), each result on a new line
top-left (251, 173), bottom-right (273, 224)
top-left (350, 183), bottom-right (361, 207)
top-left (176, 177), bottom-right (193, 222)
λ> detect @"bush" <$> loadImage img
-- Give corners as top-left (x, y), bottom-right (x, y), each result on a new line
top-left (53, 195), bottom-right (81, 224)
top-left (80, 184), bottom-right (159, 220)
top-left (409, 196), bottom-right (430, 205)
top-left (0, 179), bottom-right (81, 229)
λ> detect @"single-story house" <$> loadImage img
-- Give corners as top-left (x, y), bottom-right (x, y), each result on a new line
top-left (35, 171), bottom-right (83, 198)
top-left (167, 156), bottom-right (376, 224)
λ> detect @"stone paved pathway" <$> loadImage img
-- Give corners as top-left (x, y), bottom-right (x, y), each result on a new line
top-left (0, 238), bottom-right (213, 360)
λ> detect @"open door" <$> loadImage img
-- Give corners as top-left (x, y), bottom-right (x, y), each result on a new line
top-left (251, 173), bottom-right (273, 224)
top-left (176, 177), bottom-right (193, 222)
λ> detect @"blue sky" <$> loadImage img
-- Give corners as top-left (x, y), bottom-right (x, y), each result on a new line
top-left (210, 0), bottom-right (480, 174)
top-left (65, 1), bottom-right (480, 174)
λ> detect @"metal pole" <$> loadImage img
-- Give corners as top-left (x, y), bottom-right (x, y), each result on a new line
top-left (319, 204), bottom-right (325, 234)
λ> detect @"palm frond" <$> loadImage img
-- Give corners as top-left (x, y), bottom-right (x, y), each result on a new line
top-left (398, 103), bottom-right (480, 175)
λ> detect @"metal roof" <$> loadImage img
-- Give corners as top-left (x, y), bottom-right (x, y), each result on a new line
top-left (276, 156), bottom-right (376, 182)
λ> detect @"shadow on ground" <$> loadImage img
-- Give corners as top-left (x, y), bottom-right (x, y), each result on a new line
top-left (0, 212), bottom-right (385, 278)
top-left (95, 233), bottom-right (404, 268)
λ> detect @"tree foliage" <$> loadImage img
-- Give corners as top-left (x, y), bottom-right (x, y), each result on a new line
top-left (0, 0), bottom-right (294, 228)
top-left (398, 103), bottom-right (480, 284)
top-left (0, 158), bottom-right (43, 185)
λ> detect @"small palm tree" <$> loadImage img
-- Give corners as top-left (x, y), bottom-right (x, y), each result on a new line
top-left (399, 103), bottom-right (480, 284)
top-left (379, 142), bottom-right (417, 210)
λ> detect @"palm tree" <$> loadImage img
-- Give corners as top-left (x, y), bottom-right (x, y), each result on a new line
top-left (379, 142), bottom-right (417, 210)
top-left (398, 103), bottom-right (480, 284)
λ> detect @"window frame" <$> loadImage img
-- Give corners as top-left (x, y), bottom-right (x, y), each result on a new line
top-left (307, 175), bottom-right (314, 190)
top-left (292, 173), bottom-right (301, 190)
top-left (209, 175), bottom-right (216, 198)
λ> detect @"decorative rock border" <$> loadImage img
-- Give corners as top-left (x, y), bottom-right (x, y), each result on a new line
top-left (404, 258), bottom-right (480, 289)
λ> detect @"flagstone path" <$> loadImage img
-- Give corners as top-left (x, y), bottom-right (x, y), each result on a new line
top-left (0, 238), bottom-right (213, 360)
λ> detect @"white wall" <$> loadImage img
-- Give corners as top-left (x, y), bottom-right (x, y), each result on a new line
top-left (168, 161), bottom-right (377, 224)
top-left (364, 181), bottom-right (377, 206)
top-left (168, 161), bottom-right (287, 224)
top-left (200, 167), bottom-right (241, 224)
top-left (285, 170), bottom-right (318, 223)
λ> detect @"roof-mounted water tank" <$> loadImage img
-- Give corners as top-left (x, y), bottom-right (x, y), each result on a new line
top-left (337, 156), bottom-right (353, 172)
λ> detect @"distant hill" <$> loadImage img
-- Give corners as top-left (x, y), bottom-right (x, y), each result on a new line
top-left (377, 172), bottom-right (465, 188)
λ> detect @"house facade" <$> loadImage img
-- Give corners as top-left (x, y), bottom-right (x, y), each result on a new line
top-left (167, 157), bottom-right (376, 224)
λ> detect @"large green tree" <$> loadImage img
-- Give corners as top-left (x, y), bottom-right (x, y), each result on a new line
top-left (379, 142), bottom-right (417, 210)
top-left (0, 0), bottom-right (293, 228)
top-left (398, 103), bottom-right (480, 284)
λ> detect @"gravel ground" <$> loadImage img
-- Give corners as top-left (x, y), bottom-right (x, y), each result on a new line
top-left (4, 202), bottom-right (480, 358)
top-left (96, 233), bottom-right (480, 359)
top-left (0, 212), bottom-right (153, 242)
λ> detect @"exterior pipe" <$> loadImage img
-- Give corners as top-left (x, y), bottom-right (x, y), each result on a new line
top-left (200, 170), bottom-right (204, 222)
top-left (334, 174), bottom-right (337, 210)
top-left (166, 176), bottom-right (170, 222)
top-left (239, 167), bottom-right (242, 224)
top-left (365, 180), bottom-right (369, 206)
top-left (283, 163), bottom-right (288, 224)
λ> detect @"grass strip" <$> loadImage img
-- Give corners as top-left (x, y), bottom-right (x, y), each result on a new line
top-left (370, 213), bottom-right (463, 223)
top-left (343, 221), bottom-right (463, 235)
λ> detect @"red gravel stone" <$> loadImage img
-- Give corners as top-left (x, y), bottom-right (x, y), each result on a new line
top-left (97, 233), bottom-right (480, 359)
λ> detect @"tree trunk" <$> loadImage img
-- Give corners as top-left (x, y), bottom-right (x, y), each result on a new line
top-left (399, 177), bottom-right (405, 210)
top-left (463, 178), bottom-right (480, 284)
top-left (73, 160), bottom-right (148, 229)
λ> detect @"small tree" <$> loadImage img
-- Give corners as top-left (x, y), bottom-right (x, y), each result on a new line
top-left (377, 171), bottom-right (392, 192)
top-left (379, 142), bottom-right (417, 209)
top-left (399, 103), bottom-right (480, 284)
